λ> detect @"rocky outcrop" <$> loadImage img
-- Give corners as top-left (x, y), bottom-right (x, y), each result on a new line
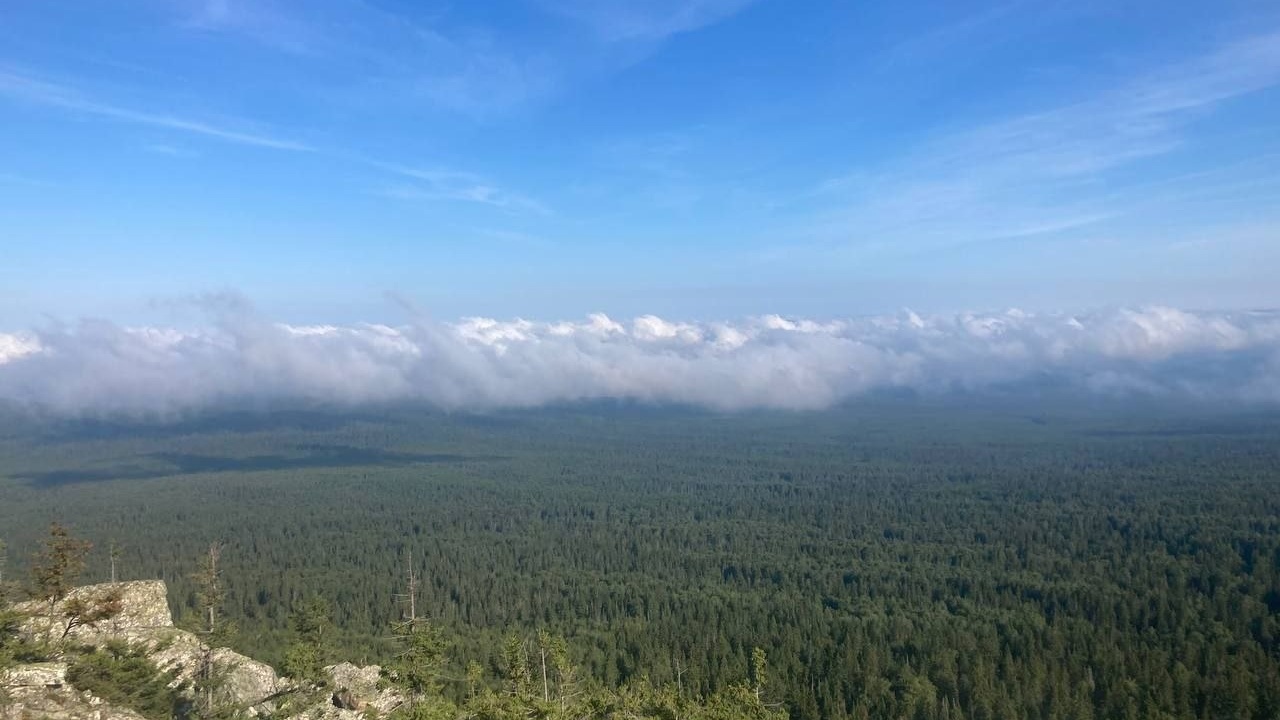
top-left (142, 628), bottom-right (285, 714)
top-left (16, 580), bottom-right (173, 640)
top-left (1, 662), bottom-right (148, 720)
top-left (324, 662), bottom-right (404, 718)
top-left (5, 580), bottom-right (405, 719)
top-left (3, 661), bottom-right (68, 688)
top-left (16, 580), bottom-right (285, 715)
top-left (86, 580), bottom-right (174, 631)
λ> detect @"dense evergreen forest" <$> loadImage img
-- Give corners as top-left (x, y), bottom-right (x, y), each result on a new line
top-left (1, 397), bottom-right (1279, 720)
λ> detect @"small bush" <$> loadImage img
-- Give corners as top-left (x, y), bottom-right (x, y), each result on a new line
top-left (66, 640), bottom-right (183, 720)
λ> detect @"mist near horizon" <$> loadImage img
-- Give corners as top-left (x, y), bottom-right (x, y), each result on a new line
top-left (2, 299), bottom-right (1278, 417)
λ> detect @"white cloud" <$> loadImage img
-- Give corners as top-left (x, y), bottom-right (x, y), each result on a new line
top-left (2, 304), bottom-right (1279, 416)
top-left (631, 315), bottom-right (701, 343)
top-left (0, 333), bottom-right (42, 364)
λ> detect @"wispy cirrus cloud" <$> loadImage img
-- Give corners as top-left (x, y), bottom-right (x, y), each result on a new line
top-left (398, 29), bottom-right (560, 117)
top-left (172, 0), bottom-right (755, 118)
top-left (0, 66), bottom-right (312, 151)
top-left (2, 1), bottom-right (741, 218)
top-left (142, 143), bottom-right (200, 158)
top-left (0, 65), bottom-right (546, 214)
top-left (373, 165), bottom-right (552, 215)
top-left (180, 0), bottom-right (322, 54)
top-left (0, 171), bottom-right (54, 187)
top-left (180, 0), bottom-right (562, 116)
top-left (805, 29), bottom-right (1280, 254)
top-left (876, 1), bottom-right (1027, 69)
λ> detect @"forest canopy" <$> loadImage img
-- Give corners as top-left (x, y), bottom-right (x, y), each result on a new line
top-left (1, 397), bottom-right (1278, 719)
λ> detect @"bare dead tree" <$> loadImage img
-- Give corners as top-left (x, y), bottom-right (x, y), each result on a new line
top-left (108, 540), bottom-right (122, 584)
top-left (392, 549), bottom-right (418, 623)
top-left (191, 542), bottom-right (232, 718)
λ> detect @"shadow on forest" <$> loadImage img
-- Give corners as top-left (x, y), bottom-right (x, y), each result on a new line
top-left (33, 408), bottom-right (409, 441)
top-left (15, 445), bottom-right (504, 488)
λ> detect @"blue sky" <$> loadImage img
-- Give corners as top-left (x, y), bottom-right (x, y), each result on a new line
top-left (2, 0), bottom-right (1279, 326)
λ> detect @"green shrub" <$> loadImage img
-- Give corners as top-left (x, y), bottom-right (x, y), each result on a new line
top-left (66, 640), bottom-right (183, 720)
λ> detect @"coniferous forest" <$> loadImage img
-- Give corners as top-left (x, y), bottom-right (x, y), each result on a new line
top-left (1, 397), bottom-right (1279, 720)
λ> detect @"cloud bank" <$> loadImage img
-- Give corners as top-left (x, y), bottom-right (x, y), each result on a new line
top-left (2, 305), bottom-right (1279, 416)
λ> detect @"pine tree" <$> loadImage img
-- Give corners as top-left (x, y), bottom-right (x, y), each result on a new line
top-left (282, 595), bottom-right (332, 688)
top-left (465, 660), bottom-right (484, 700)
top-left (503, 633), bottom-right (533, 700)
top-left (29, 523), bottom-right (91, 613)
top-left (390, 618), bottom-right (447, 698)
top-left (28, 523), bottom-right (121, 645)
